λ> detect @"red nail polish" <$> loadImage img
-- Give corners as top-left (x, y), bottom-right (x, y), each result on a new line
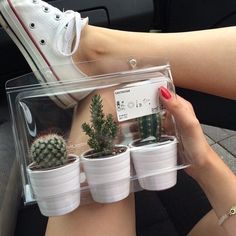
top-left (160, 86), bottom-right (172, 100)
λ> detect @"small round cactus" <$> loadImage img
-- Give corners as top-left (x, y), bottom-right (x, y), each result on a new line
top-left (30, 134), bottom-right (67, 169)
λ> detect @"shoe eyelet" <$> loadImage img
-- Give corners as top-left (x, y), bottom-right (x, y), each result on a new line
top-left (55, 14), bottom-right (61, 21)
top-left (32, 0), bottom-right (38, 4)
top-left (29, 23), bottom-right (35, 29)
top-left (42, 6), bottom-right (50, 13)
top-left (64, 23), bottom-right (69, 29)
top-left (40, 39), bottom-right (46, 45)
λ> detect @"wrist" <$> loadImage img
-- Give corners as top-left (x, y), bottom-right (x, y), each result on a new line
top-left (189, 147), bottom-right (220, 181)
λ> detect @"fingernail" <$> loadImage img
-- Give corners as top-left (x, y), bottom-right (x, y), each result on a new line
top-left (160, 86), bottom-right (172, 100)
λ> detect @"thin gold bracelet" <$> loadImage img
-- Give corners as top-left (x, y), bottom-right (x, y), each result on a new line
top-left (218, 205), bottom-right (236, 226)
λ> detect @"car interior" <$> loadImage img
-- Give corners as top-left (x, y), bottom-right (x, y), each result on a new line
top-left (0, 1), bottom-right (236, 236)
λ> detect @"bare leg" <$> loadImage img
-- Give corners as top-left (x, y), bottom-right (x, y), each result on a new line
top-left (46, 88), bottom-right (136, 236)
top-left (46, 194), bottom-right (135, 236)
top-left (46, 197), bottom-right (135, 236)
top-left (75, 25), bottom-right (236, 100)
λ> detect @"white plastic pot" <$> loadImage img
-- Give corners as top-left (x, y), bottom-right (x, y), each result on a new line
top-left (81, 145), bottom-right (130, 203)
top-left (27, 155), bottom-right (80, 217)
top-left (130, 136), bottom-right (178, 191)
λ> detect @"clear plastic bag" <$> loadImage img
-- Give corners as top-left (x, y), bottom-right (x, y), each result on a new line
top-left (6, 59), bottom-right (190, 217)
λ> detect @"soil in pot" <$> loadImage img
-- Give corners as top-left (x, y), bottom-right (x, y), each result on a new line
top-left (83, 146), bottom-right (127, 159)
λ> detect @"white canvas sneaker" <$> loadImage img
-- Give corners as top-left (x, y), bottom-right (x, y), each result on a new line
top-left (0, 0), bottom-right (89, 108)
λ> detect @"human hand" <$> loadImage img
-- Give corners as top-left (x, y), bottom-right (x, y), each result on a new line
top-left (159, 86), bottom-right (215, 178)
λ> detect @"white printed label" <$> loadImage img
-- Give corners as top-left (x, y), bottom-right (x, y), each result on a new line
top-left (114, 80), bottom-right (167, 122)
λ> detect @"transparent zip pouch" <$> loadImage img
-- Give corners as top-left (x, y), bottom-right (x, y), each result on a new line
top-left (6, 59), bottom-right (190, 217)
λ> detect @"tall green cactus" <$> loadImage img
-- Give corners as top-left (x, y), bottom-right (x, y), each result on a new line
top-left (137, 113), bottom-right (162, 143)
top-left (82, 94), bottom-right (118, 157)
top-left (30, 134), bottom-right (67, 169)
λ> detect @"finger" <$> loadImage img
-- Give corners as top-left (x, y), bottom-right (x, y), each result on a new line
top-left (175, 95), bottom-right (196, 116)
top-left (159, 86), bottom-right (198, 130)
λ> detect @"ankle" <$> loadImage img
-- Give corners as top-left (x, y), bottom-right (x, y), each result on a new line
top-left (73, 25), bottom-right (134, 75)
top-left (73, 25), bottom-right (108, 62)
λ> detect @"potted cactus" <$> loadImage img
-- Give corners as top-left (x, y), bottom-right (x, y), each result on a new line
top-left (130, 112), bottom-right (178, 191)
top-left (81, 94), bottom-right (130, 203)
top-left (27, 134), bottom-right (80, 217)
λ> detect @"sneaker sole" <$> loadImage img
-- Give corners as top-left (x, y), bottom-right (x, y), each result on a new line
top-left (0, 0), bottom-right (79, 108)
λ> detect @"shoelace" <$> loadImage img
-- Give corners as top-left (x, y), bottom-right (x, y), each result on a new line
top-left (55, 10), bottom-right (82, 56)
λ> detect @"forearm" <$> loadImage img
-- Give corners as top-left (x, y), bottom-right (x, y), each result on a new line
top-left (193, 149), bottom-right (236, 236)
